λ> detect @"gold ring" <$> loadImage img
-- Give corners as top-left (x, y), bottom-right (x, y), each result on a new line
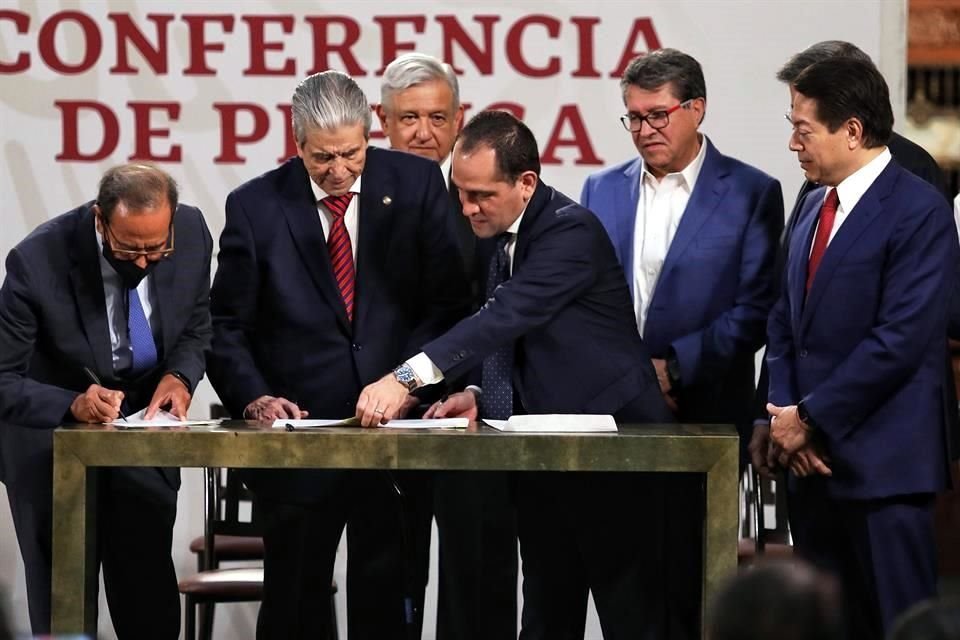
top-left (374, 408), bottom-right (384, 414)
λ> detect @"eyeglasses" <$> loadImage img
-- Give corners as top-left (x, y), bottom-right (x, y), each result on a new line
top-left (104, 223), bottom-right (175, 260)
top-left (620, 99), bottom-right (693, 132)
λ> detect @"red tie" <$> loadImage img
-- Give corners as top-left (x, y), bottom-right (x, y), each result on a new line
top-left (806, 188), bottom-right (839, 294)
top-left (322, 193), bottom-right (356, 321)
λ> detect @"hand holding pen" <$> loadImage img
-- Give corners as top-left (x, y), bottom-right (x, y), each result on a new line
top-left (68, 366), bottom-right (127, 423)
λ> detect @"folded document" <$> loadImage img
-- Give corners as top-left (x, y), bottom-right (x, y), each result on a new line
top-left (273, 418), bottom-right (468, 429)
top-left (108, 408), bottom-right (221, 427)
top-left (484, 414), bottom-right (617, 433)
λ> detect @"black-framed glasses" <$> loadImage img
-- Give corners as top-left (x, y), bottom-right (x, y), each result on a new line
top-left (103, 223), bottom-right (175, 260)
top-left (620, 99), bottom-right (693, 132)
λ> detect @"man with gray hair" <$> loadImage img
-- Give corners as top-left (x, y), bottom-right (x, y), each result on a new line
top-left (209, 70), bottom-right (469, 639)
top-left (379, 53), bottom-right (518, 640)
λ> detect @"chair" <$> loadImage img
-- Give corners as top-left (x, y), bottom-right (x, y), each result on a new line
top-left (177, 406), bottom-right (339, 639)
top-left (738, 466), bottom-right (792, 565)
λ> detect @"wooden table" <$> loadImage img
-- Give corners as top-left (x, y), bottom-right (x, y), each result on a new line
top-left (51, 421), bottom-right (739, 634)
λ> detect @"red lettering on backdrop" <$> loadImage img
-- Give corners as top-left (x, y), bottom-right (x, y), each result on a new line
top-left (276, 104), bottom-right (297, 163)
top-left (109, 13), bottom-right (173, 74)
top-left (0, 10), bottom-right (30, 72)
top-left (128, 102), bottom-right (181, 161)
top-left (373, 15), bottom-right (427, 75)
top-left (610, 18), bottom-right (662, 77)
top-left (541, 105), bottom-right (602, 165)
top-left (39, 11), bottom-right (101, 74)
top-left (213, 103), bottom-right (270, 163)
top-left (242, 15), bottom-right (295, 76)
top-left (183, 14), bottom-right (234, 75)
top-left (55, 100), bottom-right (118, 161)
top-left (304, 16), bottom-right (365, 75)
top-left (435, 15), bottom-right (500, 74)
top-left (570, 17), bottom-right (601, 78)
top-left (505, 15), bottom-right (561, 78)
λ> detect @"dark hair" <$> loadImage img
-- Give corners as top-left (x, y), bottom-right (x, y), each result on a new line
top-left (888, 598), bottom-right (960, 640)
top-left (97, 163), bottom-right (179, 223)
top-left (793, 57), bottom-right (893, 149)
top-left (777, 40), bottom-right (872, 84)
top-left (707, 561), bottom-right (845, 640)
top-left (458, 110), bottom-right (541, 181)
top-left (620, 48), bottom-right (706, 104)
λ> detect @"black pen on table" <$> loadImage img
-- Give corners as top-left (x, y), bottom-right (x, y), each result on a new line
top-left (81, 366), bottom-right (128, 423)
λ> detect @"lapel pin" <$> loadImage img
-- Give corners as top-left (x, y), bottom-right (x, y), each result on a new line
top-left (382, 196), bottom-right (392, 206)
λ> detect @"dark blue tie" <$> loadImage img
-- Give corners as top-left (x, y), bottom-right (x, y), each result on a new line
top-left (128, 288), bottom-right (158, 374)
top-left (480, 233), bottom-right (514, 419)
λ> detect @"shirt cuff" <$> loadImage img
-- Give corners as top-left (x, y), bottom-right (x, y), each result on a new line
top-left (406, 352), bottom-right (444, 386)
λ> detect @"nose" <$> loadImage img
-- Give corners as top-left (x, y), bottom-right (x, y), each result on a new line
top-left (637, 118), bottom-right (657, 136)
top-left (460, 194), bottom-right (479, 217)
top-left (415, 117), bottom-right (431, 141)
top-left (133, 255), bottom-right (149, 269)
top-left (788, 131), bottom-right (803, 152)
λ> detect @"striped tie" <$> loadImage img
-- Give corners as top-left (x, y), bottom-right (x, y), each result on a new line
top-left (323, 193), bottom-right (356, 321)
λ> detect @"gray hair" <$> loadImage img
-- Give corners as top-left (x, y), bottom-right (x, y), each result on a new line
top-left (291, 70), bottom-right (372, 146)
top-left (620, 48), bottom-right (706, 105)
top-left (380, 53), bottom-right (460, 112)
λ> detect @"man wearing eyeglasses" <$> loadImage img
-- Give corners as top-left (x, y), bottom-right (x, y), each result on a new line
top-left (0, 163), bottom-right (212, 638)
top-left (580, 48), bottom-right (783, 638)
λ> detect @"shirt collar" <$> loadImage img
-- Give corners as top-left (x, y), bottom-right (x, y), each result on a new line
top-left (834, 147), bottom-right (892, 214)
top-left (641, 133), bottom-right (708, 191)
top-left (505, 202), bottom-right (528, 237)
top-left (440, 155), bottom-right (452, 184)
top-left (309, 175), bottom-right (363, 203)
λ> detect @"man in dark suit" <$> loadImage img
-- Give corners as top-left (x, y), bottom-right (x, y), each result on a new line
top-left (378, 53), bottom-right (517, 640)
top-left (207, 70), bottom-right (469, 639)
top-left (580, 48), bottom-right (783, 638)
top-left (357, 110), bottom-right (674, 639)
top-left (0, 163), bottom-right (212, 638)
top-left (768, 57), bottom-right (957, 637)
top-left (750, 40), bottom-right (954, 477)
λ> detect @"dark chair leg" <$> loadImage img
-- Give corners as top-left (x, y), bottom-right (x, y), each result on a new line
top-left (185, 595), bottom-right (196, 640)
top-left (200, 602), bottom-right (216, 640)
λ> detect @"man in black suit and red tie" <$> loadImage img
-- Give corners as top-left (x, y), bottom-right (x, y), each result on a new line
top-left (208, 70), bottom-right (469, 639)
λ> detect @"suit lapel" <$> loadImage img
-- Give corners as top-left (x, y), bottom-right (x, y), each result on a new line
top-left (788, 191), bottom-right (822, 334)
top-left (353, 162), bottom-right (395, 336)
top-left (279, 161), bottom-right (353, 335)
top-left (69, 207), bottom-right (114, 378)
top-left (151, 208), bottom-right (182, 357)
top-left (656, 139), bottom-right (728, 288)
top-left (617, 160), bottom-right (643, 295)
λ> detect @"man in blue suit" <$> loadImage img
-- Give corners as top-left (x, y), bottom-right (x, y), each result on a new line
top-left (768, 56), bottom-right (957, 637)
top-left (208, 70), bottom-right (469, 639)
top-left (580, 48), bottom-right (783, 637)
top-left (0, 163), bottom-right (212, 638)
top-left (358, 109), bottom-right (674, 639)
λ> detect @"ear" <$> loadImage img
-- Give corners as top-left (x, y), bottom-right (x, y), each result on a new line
top-left (376, 104), bottom-right (390, 134)
top-left (519, 171), bottom-right (539, 200)
top-left (92, 203), bottom-right (104, 232)
top-left (690, 97), bottom-right (706, 127)
top-left (845, 117), bottom-right (865, 150)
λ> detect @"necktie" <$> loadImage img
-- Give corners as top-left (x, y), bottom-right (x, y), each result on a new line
top-left (480, 233), bottom-right (514, 419)
top-left (128, 287), bottom-right (158, 374)
top-left (806, 188), bottom-right (840, 294)
top-left (323, 193), bottom-right (356, 321)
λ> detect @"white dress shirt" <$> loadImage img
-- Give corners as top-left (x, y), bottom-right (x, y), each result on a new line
top-left (309, 175), bottom-right (363, 261)
top-left (633, 135), bottom-right (707, 335)
top-left (811, 147), bottom-right (891, 251)
top-left (96, 229), bottom-right (157, 372)
top-left (406, 208), bottom-right (527, 386)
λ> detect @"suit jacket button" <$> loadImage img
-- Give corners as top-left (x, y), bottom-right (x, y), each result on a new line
top-left (352, 343), bottom-right (362, 351)
top-left (799, 349), bottom-right (808, 358)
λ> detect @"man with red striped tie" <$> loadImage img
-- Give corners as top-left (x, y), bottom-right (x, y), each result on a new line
top-left (208, 70), bottom-right (470, 640)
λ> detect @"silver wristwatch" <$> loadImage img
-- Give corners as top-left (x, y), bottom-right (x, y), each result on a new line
top-left (393, 363), bottom-right (419, 392)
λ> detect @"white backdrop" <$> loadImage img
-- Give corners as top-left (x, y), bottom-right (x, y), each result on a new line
top-left (0, 1), bottom-right (905, 638)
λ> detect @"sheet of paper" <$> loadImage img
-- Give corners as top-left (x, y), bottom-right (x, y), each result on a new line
top-left (108, 408), bottom-right (221, 428)
top-left (273, 418), bottom-right (468, 429)
top-left (484, 414), bottom-right (618, 433)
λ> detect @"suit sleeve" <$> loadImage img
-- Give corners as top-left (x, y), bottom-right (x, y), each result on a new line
top-left (0, 248), bottom-right (78, 427)
top-left (670, 178), bottom-right (784, 387)
top-left (423, 212), bottom-right (600, 381)
top-left (207, 193), bottom-right (273, 416)
top-left (579, 174), bottom-right (595, 209)
top-left (162, 208), bottom-right (213, 391)
top-left (803, 200), bottom-right (958, 440)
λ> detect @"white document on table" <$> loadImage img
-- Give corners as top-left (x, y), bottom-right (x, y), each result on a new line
top-left (272, 418), bottom-right (468, 429)
top-left (108, 408), bottom-right (221, 427)
top-left (484, 414), bottom-right (618, 433)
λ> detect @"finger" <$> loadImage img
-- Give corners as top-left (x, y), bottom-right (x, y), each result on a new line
top-left (810, 455), bottom-right (833, 476)
top-left (355, 392), bottom-right (371, 419)
top-left (380, 403), bottom-right (397, 426)
top-left (169, 394), bottom-right (187, 420)
top-left (766, 402), bottom-right (781, 417)
top-left (275, 398), bottom-right (302, 420)
top-left (423, 401), bottom-right (441, 419)
top-left (144, 394), bottom-right (166, 420)
top-left (90, 392), bottom-right (118, 422)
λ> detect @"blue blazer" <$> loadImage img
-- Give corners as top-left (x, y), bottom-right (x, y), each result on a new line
top-left (208, 148), bottom-right (469, 502)
top-left (767, 160), bottom-right (957, 499)
top-left (423, 181), bottom-right (668, 421)
top-left (581, 139), bottom-right (783, 429)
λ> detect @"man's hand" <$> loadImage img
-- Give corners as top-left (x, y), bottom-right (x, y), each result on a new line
top-left (767, 403), bottom-right (812, 457)
top-left (357, 374), bottom-right (410, 427)
top-left (748, 423), bottom-right (775, 478)
top-left (424, 390), bottom-right (479, 420)
top-left (145, 373), bottom-right (193, 420)
top-left (652, 358), bottom-right (672, 395)
top-left (243, 395), bottom-right (309, 421)
top-left (70, 384), bottom-right (124, 423)
top-left (788, 443), bottom-right (833, 478)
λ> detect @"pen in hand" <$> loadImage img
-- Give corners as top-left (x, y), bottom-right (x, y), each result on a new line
top-left (82, 366), bottom-right (128, 423)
